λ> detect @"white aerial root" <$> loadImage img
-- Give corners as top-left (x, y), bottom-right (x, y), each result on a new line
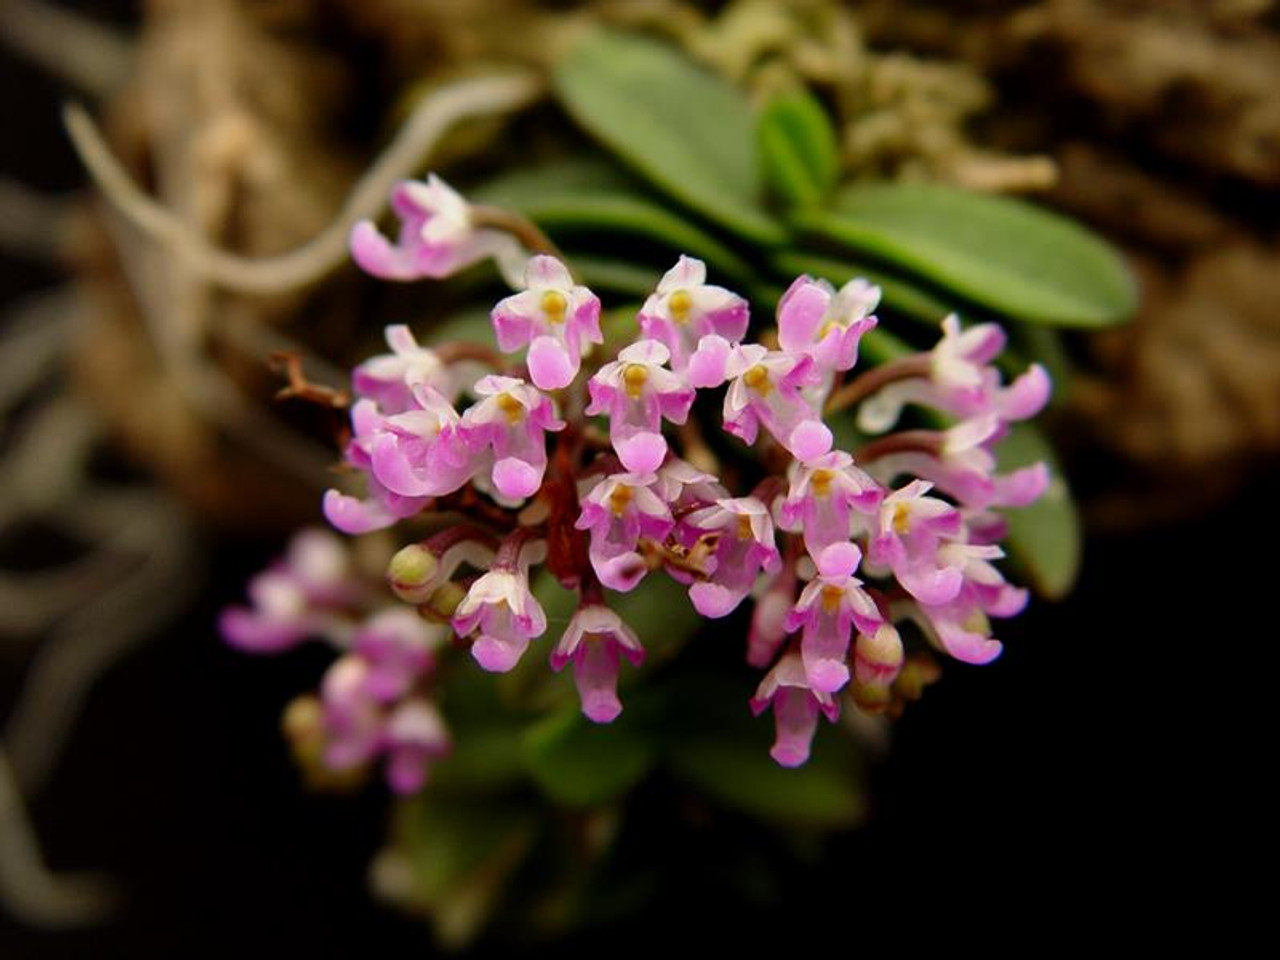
top-left (0, 748), bottom-right (115, 928)
top-left (63, 71), bottom-right (544, 294)
top-left (0, 287), bottom-right (74, 414)
top-left (0, 179), bottom-right (75, 263)
top-left (0, 0), bottom-right (133, 97)
top-left (0, 287), bottom-right (201, 927)
top-left (3, 487), bottom-right (201, 796)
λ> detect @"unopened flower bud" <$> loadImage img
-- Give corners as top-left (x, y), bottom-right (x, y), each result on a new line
top-left (421, 581), bottom-right (466, 622)
top-left (388, 543), bottom-right (438, 603)
top-left (851, 680), bottom-right (892, 714)
top-left (854, 624), bottom-right (904, 687)
top-left (281, 695), bottom-right (365, 792)
top-left (893, 653), bottom-right (942, 703)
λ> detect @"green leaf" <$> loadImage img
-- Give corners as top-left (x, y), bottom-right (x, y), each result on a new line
top-left (572, 256), bottom-right (662, 298)
top-left (665, 676), bottom-right (864, 828)
top-left (771, 251), bottom-right (952, 327)
top-left (996, 422), bottom-right (1082, 599)
top-left (422, 306), bottom-right (495, 345)
top-left (555, 28), bottom-right (786, 244)
top-left (522, 702), bottom-right (661, 808)
top-left (429, 669), bottom-right (528, 791)
top-left (394, 793), bottom-right (537, 947)
top-left (669, 724), bottom-right (864, 829)
top-left (605, 573), bottom-right (702, 667)
top-left (476, 160), bottom-right (756, 282)
top-left (471, 156), bottom-right (638, 204)
top-left (793, 182), bottom-right (1138, 327)
top-left (859, 326), bottom-right (916, 365)
top-left (521, 194), bottom-right (755, 281)
top-left (758, 89), bottom-right (839, 209)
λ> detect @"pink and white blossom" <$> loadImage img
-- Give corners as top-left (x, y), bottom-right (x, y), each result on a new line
top-left (785, 543), bottom-right (883, 694)
top-left (750, 650), bottom-right (840, 768)
top-left (587, 339), bottom-right (694, 473)
top-left (776, 452), bottom-right (884, 558)
top-left (219, 529), bottom-right (360, 652)
top-left (857, 314), bottom-right (1051, 433)
top-left (452, 537), bottom-right (549, 673)
top-left (777, 275), bottom-right (879, 380)
top-left (551, 605), bottom-right (645, 723)
top-left (575, 472), bottom-right (673, 592)
top-left (690, 337), bottom-right (832, 461)
top-left (637, 255), bottom-right (749, 372)
top-left (491, 255), bottom-right (602, 390)
top-left (870, 415), bottom-right (1050, 511)
top-left (352, 324), bottom-right (455, 412)
top-left (460, 375), bottom-right (564, 501)
top-left (680, 497), bottom-right (781, 618)
top-left (350, 174), bottom-right (501, 282)
top-left (866, 480), bottom-right (965, 606)
top-left (384, 699), bottom-right (451, 794)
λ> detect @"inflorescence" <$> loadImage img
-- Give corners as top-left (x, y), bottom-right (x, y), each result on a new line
top-left (222, 175), bottom-right (1051, 792)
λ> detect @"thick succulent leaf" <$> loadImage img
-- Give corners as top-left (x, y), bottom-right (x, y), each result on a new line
top-left (393, 793), bottom-right (537, 947)
top-left (476, 161), bottom-right (755, 282)
top-left (521, 701), bottom-right (661, 808)
top-left (793, 182), bottom-right (1138, 327)
top-left (520, 194), bottom-right (754, 282)
top-left (664, 676), bottom-right (864, 828)
top-left (758, 89), bottom-right (840, 209)
top-left (422, 306), bottom-right (496, 345)
top-left (429, 669), bottom-right (528, 791)
top-left (572, 256), bottom-right (664, 298)
top-left (471, 156), bottom-right (638, 204)
top-left (605, 573), bottom-right (702, 667)
top-left (554, 28), bottom-right (786, 244)
top-left (996, 422), bottom-right (1082, 599)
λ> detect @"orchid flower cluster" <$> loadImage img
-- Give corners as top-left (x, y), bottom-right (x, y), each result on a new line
top-left (222, 175), bottom-right (1051, 792)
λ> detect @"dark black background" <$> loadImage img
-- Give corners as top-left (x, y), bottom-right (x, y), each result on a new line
top-left (0, 5), bottom-right (1244, 954)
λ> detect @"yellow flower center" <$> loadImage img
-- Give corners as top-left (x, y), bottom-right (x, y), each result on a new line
top-left (609, 484), bottom-right (633, 516)
top-left (623, 363), bottom-right (649, 399)
top-left (668, 289), bottom-right (693, 324)
top-left (743, 364), bottom-right (772, 396)
top-left (735, 514), bottom-right (754, 540)
top-left (496, 392), bottom-right (525, 424)
top-left (541, 289), bottom-right (568, 325)
top-left (892, 503), bottom-right (912, 536)
top-left (820, 585), bottom-right (844, 614)
top-left (810, 468), bottom-right (833, 498)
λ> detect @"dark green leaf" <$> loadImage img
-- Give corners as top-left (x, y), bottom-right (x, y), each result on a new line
top-left (555, 29), bottom-right (786, 244)
top-left (423, 306), bottom-right (495, 345)
top-left (759, 89), bottom-right (839, 209)
top-left (471, 156), bottom-right (637, 204)
top-left (522, 702), bottom-right (660, 808)
top-left (519, 194), bottom-right (754, 282)
top-left (394, 793), bottom-right (537, 946)
top-left (476, 160), bottom-right (756, 283)
top-left (996, 422), bottom-right (1081, 599)
top-left (668, 724), bottom-right (864, 829)
top-left (572, 256), bottom-right (662, 298)
top-left (665, 676), bottom-right (864, 828)
top-left (430, 668), bottom-right (528, 791)
top-left (606, 573), bottom-right (702, 667)
top-left (794, 182), bottom-right (1138, 327)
